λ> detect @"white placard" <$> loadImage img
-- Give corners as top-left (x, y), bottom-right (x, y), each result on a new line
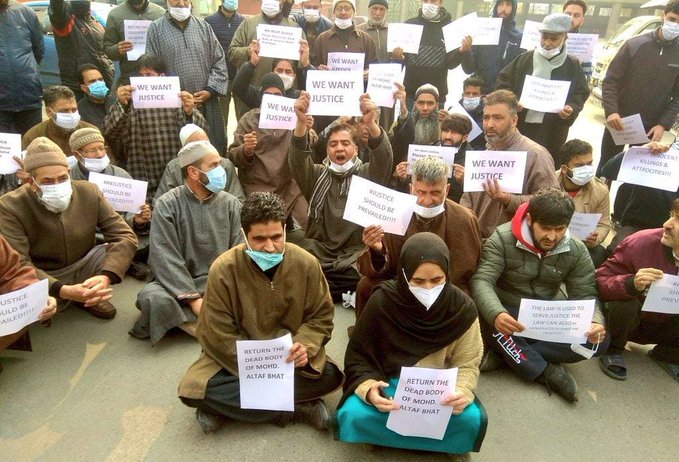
top-left (124, 19), bottom-right (151, 61)
top-left (306, 70), bottom-right (363, 116)
top-left (342, 175), bottom-right (417, 235)
top-left (387, 23), bottom-right (424, 54)
top-left (519, 20), bottom-right (541, 51)
top-left (607, 113), bottom-right (650, 146)
top-left (386, 367), bottom-right (458, 440)
top-left (519, 75), bottom-right (571, 113)
top-left (258, 94), bottom-right (297, 130)
top-left (88, 172), bottom-right (148, 213)
top-left (236, 333), bottom-right (295, 411)
top-left (327, 52), bottom-right (365, 72)
top-left (445, 100), bottom-right (483, 141)
top-left (129, 76), bottom-right (181, 109)
top-left (406, 145), bottom-right (457, 177)
top-left (515, 298), bottom-right (596, 344)
top-left (472, 17), bottom-right (503, 46)
top-left (256, 24), bottom-right (303, 61)
top-left (0, 132), bottom-right (22, 174)
top-left (642, 274), bottom-right (679, 314)
top-left (567, 33), bottom-right (598, 63)
top-left (442, 12), bottom-right (477, 53)
top-left (463, 151), bottom-right (528, 194)
top-left (366, 63), bottom-right (404, 108)
top-left (568, 212), bottom-right (603, 241)
top-left (0, 279), bottom-right (48, 336)
top-left (617, 147), bottom-right (679, 193)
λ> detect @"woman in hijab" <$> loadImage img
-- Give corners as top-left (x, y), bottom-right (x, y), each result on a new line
top-left (336, 233), bottom-right (486, 459)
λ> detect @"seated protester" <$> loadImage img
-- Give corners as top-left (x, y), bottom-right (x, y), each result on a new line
top-left (23, 86), bottom-right (96, 155)
top-left (131, 141), bottom-right (243, 345)
top-left (311, 109), bottom-right (380, 164)
top-left (0, 137), bottom-right (137, 320)
top-left (460, 90), bottom-right (557, 239)
top-left (0, 235), bottom-right (58, 375)
top-left (178, 192), bottom-right (344, 433)
top-left (556, 139), bottom-right (611, 267)
top-left (337, 233), bottom-right (486, 459)
top-left (103, 53), bottom-right (208, 202)
top-left (288, 92), bottom-right (393, 301)
top-left (471, 189), bottom-right (608, 402)
top-left (153, 124), bottom-right (245, 206)
top-left (68, 128), bottom-right (151, 281)
top-left (595, 198), bottom-right (679, 382)
top-left (76, 64), bottom-right (110, 131)
top-left (228, 73), bottom-right (309, 228)
top-left (357, 156), bottom-right (482, 320)
top-left (457, 75), bottom-right (486, 150)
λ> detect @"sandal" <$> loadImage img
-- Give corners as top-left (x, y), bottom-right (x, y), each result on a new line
top-left (649, 351), bottom-right (679, 383)
top-left (599, 353), bottom-right (627, 380)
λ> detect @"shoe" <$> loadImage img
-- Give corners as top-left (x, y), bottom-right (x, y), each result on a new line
top-left (448, 453), bottom-right (471, 462)
top-left (649, 349), bottom-right (679, 383)
top-left (127, 261), bottom-right (150, 281)
top-left (479, 349), bottom-right (502, 372)
top-left (195, 409), bottom-right (224, 434)
top-left (84, 301), bottom-right (117, 320)
top-left (537, 364), bottom-right (578, 403)
top-left (293, 399), bottom-right (332, 430)
top-left (599, 352), bottom-right (627, 380)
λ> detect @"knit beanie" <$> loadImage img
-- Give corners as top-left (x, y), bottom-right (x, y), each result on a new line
top-left (69, 127), bottom-right (105, 152)
top-left (23, 137), bottom-right (69, 173)
top-left (369, 0), bottom-right (388, 8)
top-left (178, 140), bottom-right (217, 168)
top-left (415, 83), bottom-right (440, 102)
top-left (260, 72), bottom-right (285, 95)
top-left (333, 0), bottom-right (356, 11)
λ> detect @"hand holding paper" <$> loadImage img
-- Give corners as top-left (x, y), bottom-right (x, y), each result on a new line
top-left (368, 381), bottom-right (399, 412)
top-left (249, 39), bottom-right (261, 66)
top-left (494, 312), bottom-right (525, 335)
top-left (286, 342), bottom-right (308, 367)
top-left (441, 391), bottom-right (469, 415)
top-left (362, 224), bottom-right (385, 254)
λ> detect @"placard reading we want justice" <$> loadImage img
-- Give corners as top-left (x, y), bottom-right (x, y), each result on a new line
top-left (463, 151), bottom-right (527, 193)
top-left (259, 94), bottom-right (297, 130)
top-left (306, 70), bottom-right (363, 116)
top-left (89, 172), bottom-right (148, 213)
top-left (0, 279), bottom-right (48, 337)
top-left (129, 76), bottom-right (181, 109)
top-left (516, 298), bottom-right (596, 344)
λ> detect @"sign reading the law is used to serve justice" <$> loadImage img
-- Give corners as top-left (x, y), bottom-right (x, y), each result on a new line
top-left (0, 279), bottom-right (48, 337)
top-left (0, 132), bottom-right (22, 174)
top-left (387, 23), bottom-right (424, 54)
top-left (520, 75), bottom-right (571, 113)
top-left (568, 212), bottom-right (602, 241)
top-left (258, 94), bottom-right (297, 130)
top-left (406, 145), bottom-right (457, 177)
top-left (445, 100), bottom-right (483, 141)
top-left (306, 70), bottom-right (363, 116)
top-left (515, 298), bottom-right (596, 344)
top-left (642, 274), bottom-right (679, 314)
top-left (123, 20), bottom-right (152, 61)
top-left (366, 63), bottom-right (404, 108)
top-left (567, 33), bottom-right (599, 63)
top-left (463, 151), bottom-right (528, 194)
top-left (386, 367), bottom-right (458, 440)
top-left (442, 12), bottom-right (477, 52)
top-left (607, 113), bottom-right (650, 146)
top-left (617, 146), bottom-right (679, 192)
top-left (519, 20), bottom-right (541, 50)
top-left (328, 52), bottom-right (365, 72)
top-left (236, 333), bottom-right (295, 411)
top-left (256, 24), bottom-right (303, 61)
top-left (129, 76), bottom-right (181, 109)
top-left (88, 172), bottom-right (148, 213)
top-left (343, 176), bottom-right (417, 235)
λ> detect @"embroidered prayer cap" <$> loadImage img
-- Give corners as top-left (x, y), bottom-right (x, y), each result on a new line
top-left (415, 83), bottom-right (439, 102)
top-left (177, 140), bottom-right (218, 167)
top-left (179, 123), bottom-right (206, 146)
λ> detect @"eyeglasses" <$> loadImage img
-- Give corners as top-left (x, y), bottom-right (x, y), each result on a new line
top-left (335, 5), bottom-right (353, 12)
top-left (79, 146), bottom-right (107, 156)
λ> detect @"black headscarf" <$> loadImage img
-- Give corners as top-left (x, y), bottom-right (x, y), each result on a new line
top-left (339, 233), bottom-right (478, 406)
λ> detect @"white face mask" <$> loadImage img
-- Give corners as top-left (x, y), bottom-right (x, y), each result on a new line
top-left (277, 72), bottom-right (294, 91)
top-left (81, 155), bottom-right (110, 173)
top-left (568, 165), bottom-right (595, 186)
top-left (35, 179), bottom-right (73, 213)
top-left (328, 157), bottom-right (355, 173)
top-left (462, 96), bottom-right (481, 111)
top-left (53, 111), bottom-right (81, 130)
top-left (403, 269), bottom-right (445, 310)
top-left (413, 202), bottom-right (445, 219)
top-left (261, 0), bottom-right (280, 18)
top-left (169, 6), bottom-right (191, 22)
top-left (334, 17), bottom-right (353, 29)
top-left (537, 45), bottom-right (562, 59)
top-left (421, 3), bottom-right (439, 20)
top-left (303, 8), bottom-right (320, 23)
top-left (662, 21), bottom-right (679, 41)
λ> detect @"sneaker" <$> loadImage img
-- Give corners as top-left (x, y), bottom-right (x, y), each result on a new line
top-left (127, 261), bottom-right (151, 281)
top-left (293, 399), bottom-right (332, 430)
top-left (479, 349), bottom-right (502, 372)
top-left (537, 364), bottom-right (578, 403)
top-left (195, 409), bottom-right (224, 434)
top-left (83, 301), bottom-right (117, 320)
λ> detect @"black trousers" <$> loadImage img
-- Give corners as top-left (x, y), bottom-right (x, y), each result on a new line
top-left (0, 108), bottom-right (42, 136)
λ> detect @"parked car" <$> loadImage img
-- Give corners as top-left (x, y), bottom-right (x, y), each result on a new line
top-left (590, 15), bottom-right (662, 100)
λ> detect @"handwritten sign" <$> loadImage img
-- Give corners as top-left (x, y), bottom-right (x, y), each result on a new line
top-left (520, 75), bottom-right (571, 113)
top-left (519, 20), bottom-right (541, 50)
top-left (617, 147), bottom-right (679, 193)
top-left (607, 114), bottom-right (650, 146)
top-left (387, 23), bottom-right (424, 54)
top-left (236, 333), bottom-right (295, 411)
top-left (306, 70), bottom-right (363, 116)
top-left (442, 12), bottom-right (477, 53)
top-left (515, 298), bottom-right (596, 344)
top-left (328, 52), bottom-right (365, 72)
top-left (343, 175), bottom-right (417, 235)
top-left (124, 19), bottom-right (151, 61)
top-left (129, 76), bottom-right (180, 109)
top-left (88, 172), bottom-right (148, 213)
top-left (568, 212), bottom-right (602, 241)
top-left (386, 367), bottom-right (458, 440)
top-left (366, 63), bottom-right (404, 108)
top-left (472, 17), bottom-right (503, 46)
top-left (642, 274), bottom-right (679, 314)
top-left (258, 94), bottom-right (297, 130)
top-left (463, 151), bottom-right (528, 194)
top-left (445, 100), bottom-right (483, 141)
top-left (567, 33), bottom-right (599, 63)
top-left (0, 279), bottom-right (48, 337)
top-left (0, 132), bottom-right (22, 174)
top-left (256, 24), bottom-right (303, 61)
top-left (406, 145), bottom-right (457, 177)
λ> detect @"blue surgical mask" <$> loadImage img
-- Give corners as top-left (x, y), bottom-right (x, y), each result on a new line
top-left (88, 80), bottom-right (109, 99)
top-left (223, 0), bottom-right (238, 11)
top-left (242, 228), bottom-right (285, 271)
top-left (198, 165), bottom-right (227, 194)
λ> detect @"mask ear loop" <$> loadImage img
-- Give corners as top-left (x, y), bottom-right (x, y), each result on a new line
top-left (592, 332), bottom-right (601, 355)
top-left (240, 228), bottom-right (253, 251)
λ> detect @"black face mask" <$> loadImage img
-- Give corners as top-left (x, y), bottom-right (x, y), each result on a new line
top-left (281, 1), bottom-right (293, 18)
top-left (128, 0), bottom-right (146, 8)
top-left (70, 1), bottom-right (91, 17)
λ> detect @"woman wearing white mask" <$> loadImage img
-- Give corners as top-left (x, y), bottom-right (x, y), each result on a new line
top-left (336, 233), bottom-right (486, 461)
